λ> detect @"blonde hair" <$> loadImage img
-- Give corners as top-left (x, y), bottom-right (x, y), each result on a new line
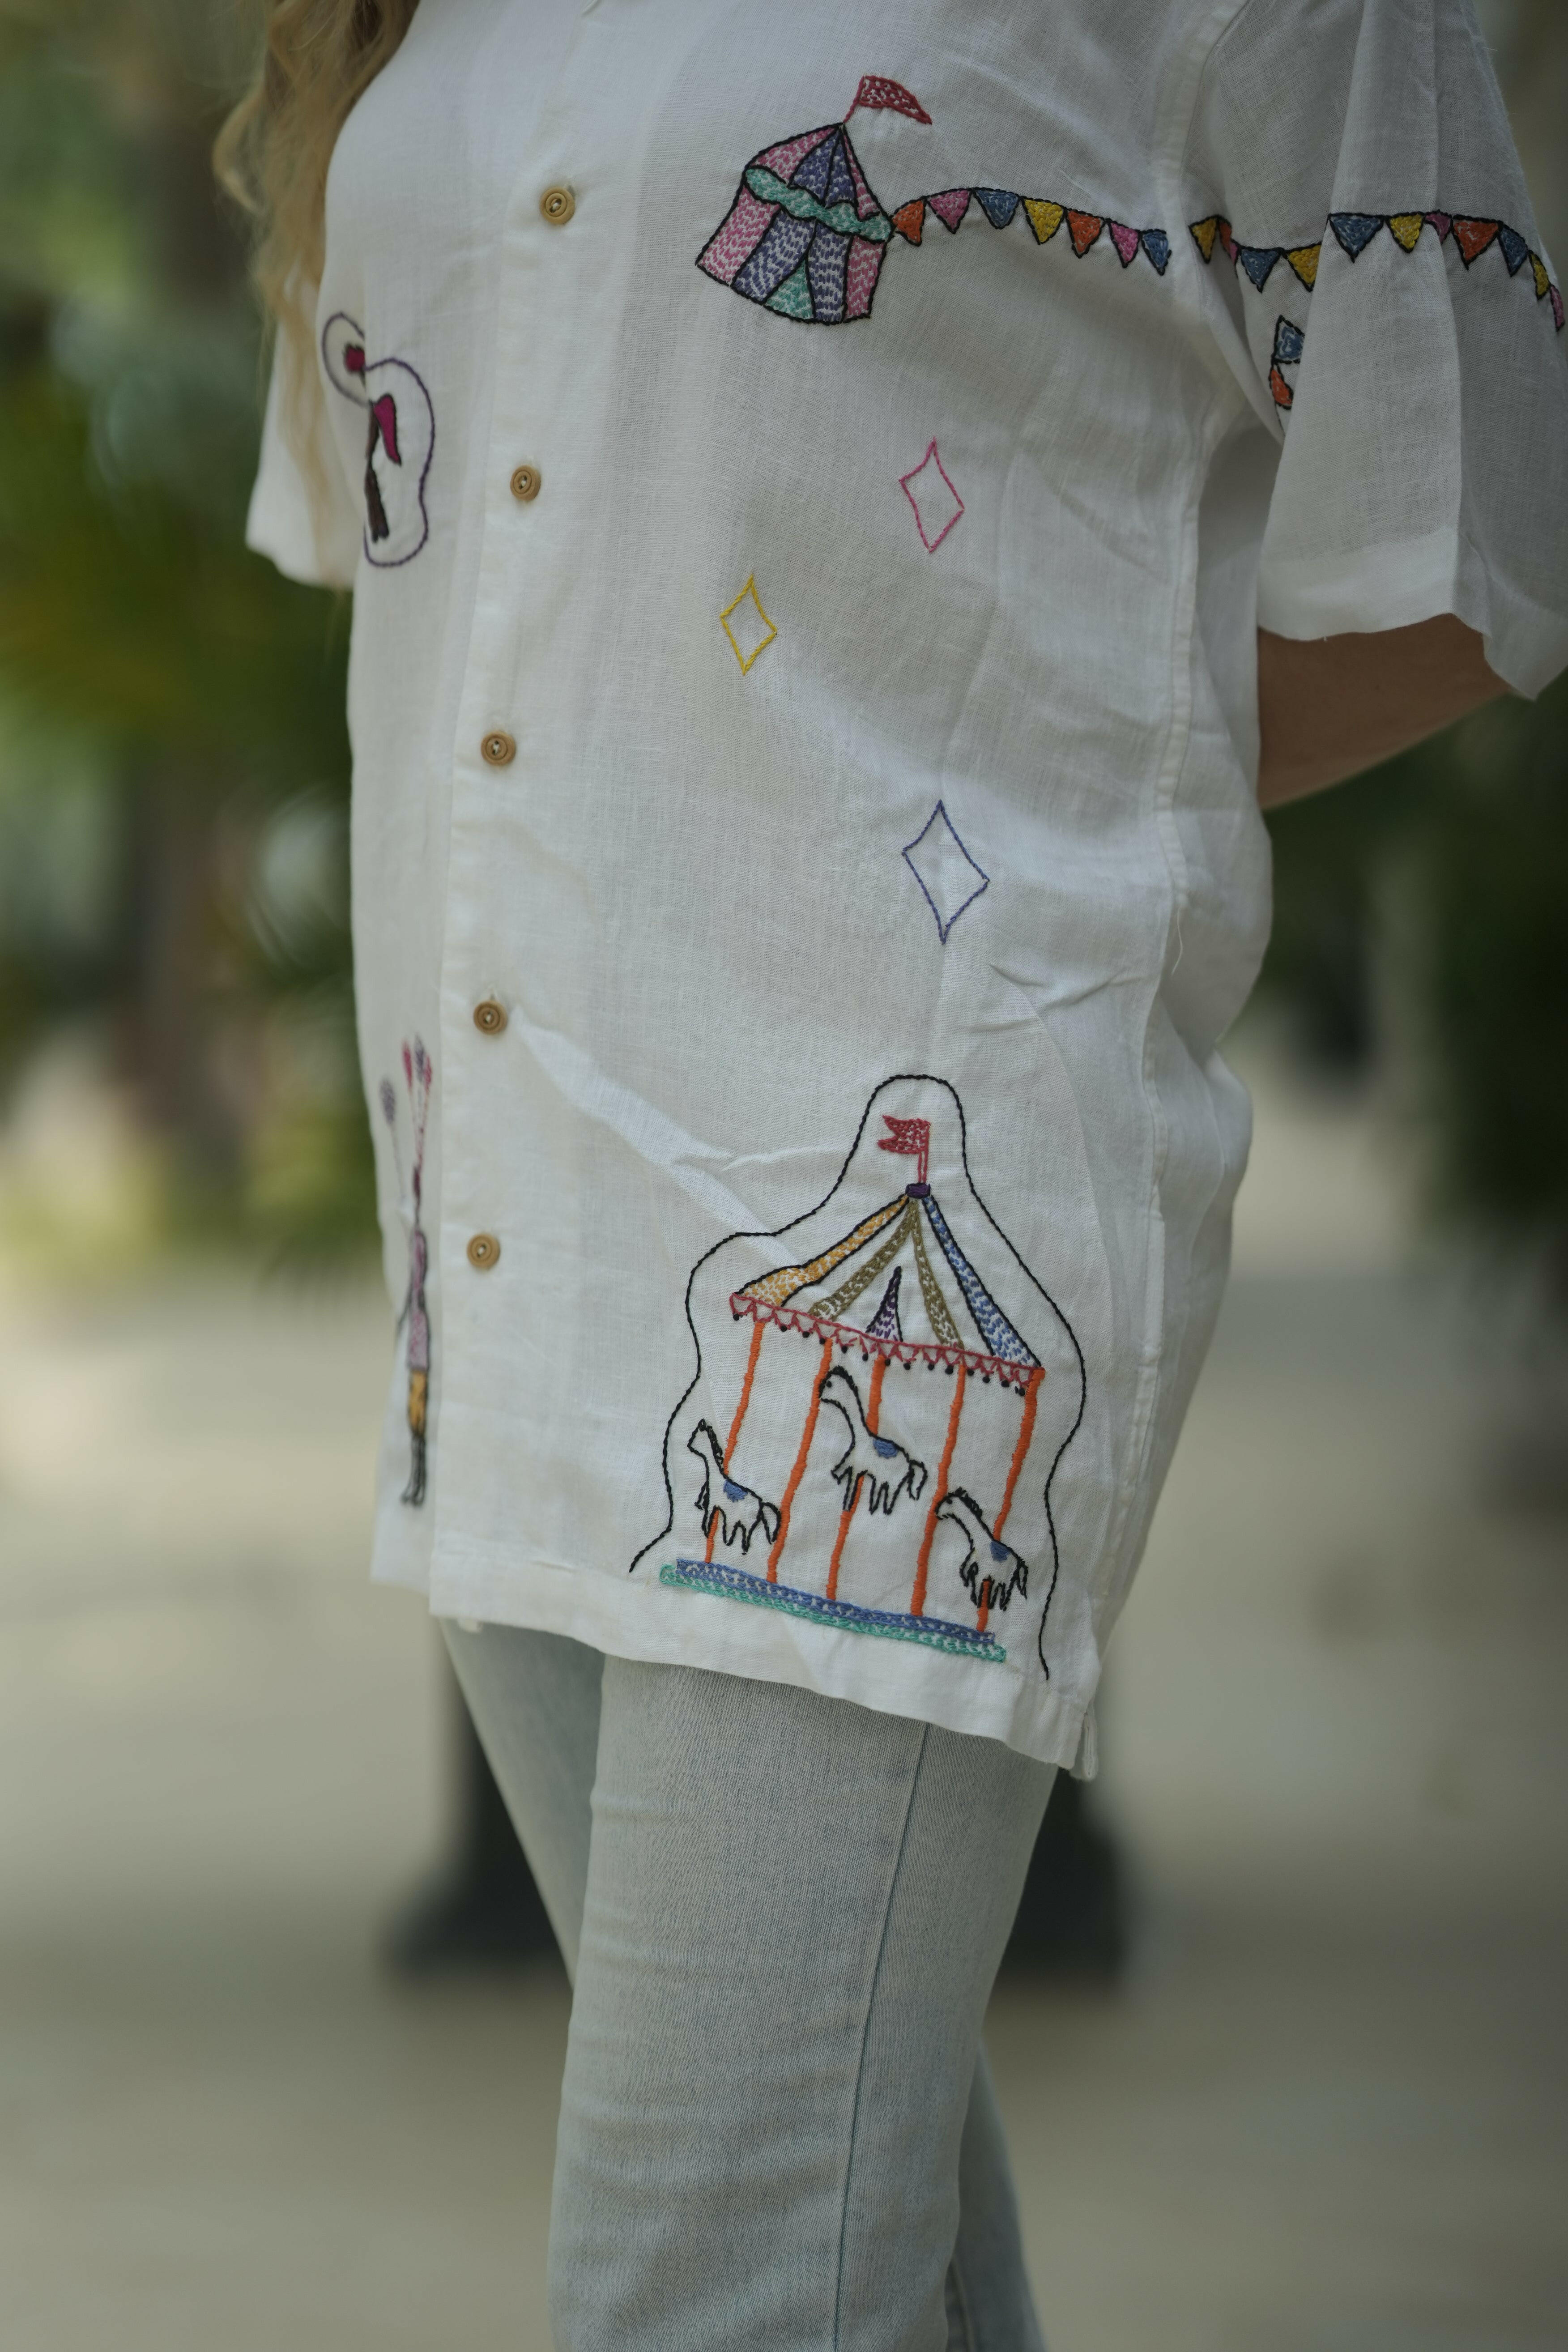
top-left (216, 0), bottom-right (419, 463)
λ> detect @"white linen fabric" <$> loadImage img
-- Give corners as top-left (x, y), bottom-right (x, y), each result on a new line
top-left (248, 0), bottom-right (1568, 1772)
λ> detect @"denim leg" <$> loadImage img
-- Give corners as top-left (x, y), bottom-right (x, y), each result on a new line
top-left (440, 1619), bottom-right (603, 1980)
top-left (546, 1655), bottom-right (1053, 2352)
top-left (946, 2047), bottom-right (1047, 2352)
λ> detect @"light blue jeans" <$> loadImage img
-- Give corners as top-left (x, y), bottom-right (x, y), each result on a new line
top-left (443, 1621), bottom-right (1055, 2352)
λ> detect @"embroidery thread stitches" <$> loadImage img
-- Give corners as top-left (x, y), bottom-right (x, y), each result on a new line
top-left (903, 801), bottom-right (990, 941)
top-left (631, 1076), bottom-right (1087, 1676)
top-left (1190, 208), bottom-right (1564, 332)
top-left (720, 574), bottom-right (778, 672)
top-left (381, 1037), bottom-right (433, 1505)
top-left (696, 78), bottom-right (1171, 328)
top-left (1269, 315), bottom-right (1305, 412)
top-left (321, 314), bottom-right (437, 566)
top-left (899, 439), bottom-right (965, 550)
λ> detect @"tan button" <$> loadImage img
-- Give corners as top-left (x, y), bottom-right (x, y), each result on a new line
top-left (509, 464), bottom-right (541, 503)
top-left (466, 1232), bottom-right (501, 1271)
top-left (473, 998), bottom-right (507, 1036)
top-left (481, 730), bottom-right (516, 767)
top-left (540, 184), bottom-right (575, 226)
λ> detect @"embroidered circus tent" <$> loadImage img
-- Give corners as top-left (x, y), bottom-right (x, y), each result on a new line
top-left (695, 73), bottom-right (1172, 329)
top-left (634, 1076), bottom-right (1087, 1672)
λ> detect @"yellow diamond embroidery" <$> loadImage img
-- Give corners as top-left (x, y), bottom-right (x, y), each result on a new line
top-left (720, 575), bottom-right (778, 673)
top-left (1023, 198), bottom-right (1065, 246)
top-left (1286, 243), bottom-right (1321, 287)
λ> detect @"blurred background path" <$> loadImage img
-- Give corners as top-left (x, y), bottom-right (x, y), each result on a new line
top-left (3, 1035), bottom-right (1564, 2352)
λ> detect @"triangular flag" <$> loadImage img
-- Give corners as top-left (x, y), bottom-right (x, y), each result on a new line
top-left (1329, 213), bottom-right (1385, 260)
top-left (1451, 217), bottom-right (1499, 264)
top-left (1285, 244), bottom-right (1321, 287)
top-left (846, 76), bottom-right (932, 125)
top-left (1387, 213), bottom-right (1425, 251)
top-left (1424, 211), bottom-right (1453, 241)
top-left (1552, 285), bottom-right (1565, 332)
top-left (926, 188), bottom-right (971, 233)
top-left (1219, 219), bottom-right (1238, 260)
top-left (1531, 252), bottom-right (1551, 299)
top-left (1108, 221), bottom-right (1141, 266)
top-left (865, 1268), bottom-right (904, 1344)
top-left (1238, 244), bottom-right (1282, 289)
top-left (1066, 209), bottom-right (1104, 256)
top-left (1497, 224), bottom-right (1530, 276)
top-left (1141, 227), bottom-right (1172, 275)
top-left (1190, 215), bottom-right (1221, 264)
top-left (1023, 198), bottom-right (1064, 245)
top-left (974, 187), bottom-right (1021, 229)
top-left (1273, 318), bottom-right (1305, 366)
top-left (891, 199), bottom-right (926, 245)
top-left (1268, 365), bottom-right (1294, 412)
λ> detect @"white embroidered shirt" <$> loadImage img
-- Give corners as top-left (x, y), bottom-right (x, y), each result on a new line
top-left (248, 0), bottom-right (1568, 1771)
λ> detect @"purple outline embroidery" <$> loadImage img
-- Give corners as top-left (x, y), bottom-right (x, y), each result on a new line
top-left (321, 313), bottom-right (437, 567)
top-left (899, 439), bottom-right (965, 551)
top-left (903, 801), bottom-right (989, 941)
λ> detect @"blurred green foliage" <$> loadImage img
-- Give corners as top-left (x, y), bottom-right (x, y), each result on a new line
top-left (0, 0), bottom-right (372, 1263)
top-left (0, 4), bottom-right (1564, 1290)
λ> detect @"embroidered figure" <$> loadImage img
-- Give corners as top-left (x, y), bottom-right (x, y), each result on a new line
top-left (633, 1076), bottom-right (1087, 1675)
top-left (1191, 209), bottom-right (1563, 331)
top-left (688, 1421), bottom-right (781, 1553)
top-left (720, 574), bottom-right (778, 671)
top-left (935, 1487), bottom-right (1030, 1626)
top-left (818, 1365), bottom-right (928, 1515)
top-left (903, 801), bottom-right (989, 941)
top-left (380, 1038), bottom-right (433, 1504)
top-left (321, 314), bottom-right (437, 566)
top-left (1269, 315), bottom-right (1305, 412)
top-left (900, 439), bottom-right (965, 550)
top-left (697, 78), bottom-right (1170, 328)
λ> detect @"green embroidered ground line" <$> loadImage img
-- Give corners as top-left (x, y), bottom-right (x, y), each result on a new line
top-left (659, 1561), bottom-right (1008, 1664)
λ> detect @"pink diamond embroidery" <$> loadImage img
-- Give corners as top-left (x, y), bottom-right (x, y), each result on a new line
top-left (899, 439), bottom-right (965, 552)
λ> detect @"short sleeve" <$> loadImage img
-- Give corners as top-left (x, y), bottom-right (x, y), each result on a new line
top-left (246, 340), bottom-right (363, 592)
top-left (1185, 0), bottom-right (1568, 697)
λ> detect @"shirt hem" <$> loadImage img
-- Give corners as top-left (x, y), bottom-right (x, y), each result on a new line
top-left (379, 1534), bottom-right (1096, 1774)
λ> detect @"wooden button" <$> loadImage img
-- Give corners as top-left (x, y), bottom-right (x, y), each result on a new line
top-left (540, 185), bottom-right (575, 226)
top-left (481, 730), bottom-right (516, 767)
top-left (466, 1232), bottom-right (501, 1271)
top-left (509, 464), bottom-right (541, 503)
top-left (473, 999), bottom-right (507, 1035)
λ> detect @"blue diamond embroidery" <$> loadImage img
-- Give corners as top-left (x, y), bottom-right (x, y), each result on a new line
top-left (902, 801), bottom-right (990, 942)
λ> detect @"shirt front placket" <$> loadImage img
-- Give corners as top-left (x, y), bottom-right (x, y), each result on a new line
top-left (430, 0), bottom-right (697, 1542)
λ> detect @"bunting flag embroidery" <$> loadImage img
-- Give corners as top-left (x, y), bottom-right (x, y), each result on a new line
top-left (1269, 316), bottom-right (1305, 413)
top-left (321, 314), bottom-right (437, 567)
top-left (631, 1077), bottom-right (1087, 1679)
top-left (1190, 208), bottom-right (1563, 332)
top-left (696, 75), bottom-right (1171, 326)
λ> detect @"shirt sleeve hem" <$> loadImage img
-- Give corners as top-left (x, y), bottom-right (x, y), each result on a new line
top-left (245, 471), bottom-right (358, 592)
top-left (1257, 527), bottom-right (1568, 699)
